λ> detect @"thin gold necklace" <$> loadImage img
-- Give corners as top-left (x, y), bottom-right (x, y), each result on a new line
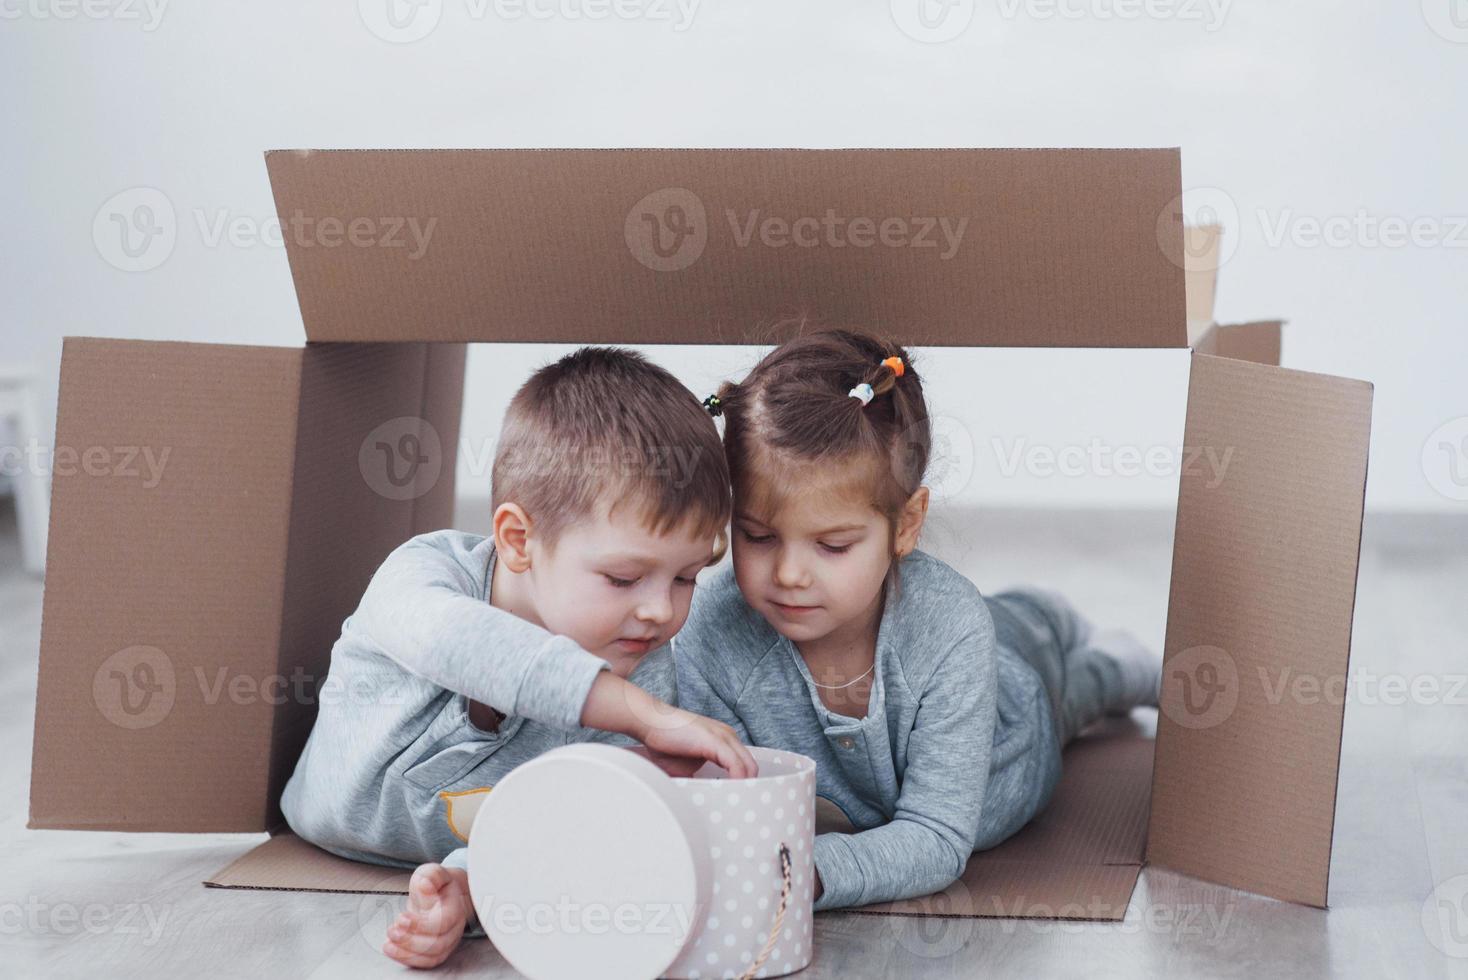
top-left (811, 662), bottom-right (874, 689)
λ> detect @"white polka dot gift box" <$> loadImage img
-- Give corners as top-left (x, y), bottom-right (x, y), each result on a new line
top-left (465, 744), bottom-right (817, 980)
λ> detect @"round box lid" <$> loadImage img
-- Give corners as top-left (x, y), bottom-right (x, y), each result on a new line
top-left (466, 744), bottom-right (705, 980)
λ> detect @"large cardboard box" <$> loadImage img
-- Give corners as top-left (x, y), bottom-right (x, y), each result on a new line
top-left (28, 149), bottom-right (1371, 920)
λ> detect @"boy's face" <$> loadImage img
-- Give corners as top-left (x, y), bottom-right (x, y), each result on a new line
top-left (510, 503), bottom-right (718, 677)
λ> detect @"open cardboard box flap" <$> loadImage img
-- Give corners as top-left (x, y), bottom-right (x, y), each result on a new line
top-left (30, 149), bottom-right (1370, 916)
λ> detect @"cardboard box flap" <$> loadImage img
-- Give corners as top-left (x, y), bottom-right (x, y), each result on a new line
top-left (1148, 353), bottom-right (1372, 907)
top-left (266, 148), bottom-right (1188, 348)
top-left (264, 343), bottom-right (466, 828)
top-left (1193, 320), bottom-right (1283, 366)
top-left (29, 338), bottom-right (305, 832)
top-left (206, 833), bottom-right (412, 894)
top-left (29, 340), bottom-right (466, 834)
top-left (1183, 224), bottom-right (1223, 345)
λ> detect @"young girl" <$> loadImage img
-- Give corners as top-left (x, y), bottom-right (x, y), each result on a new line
top-left (675, 328), bottom-right (1161, 911)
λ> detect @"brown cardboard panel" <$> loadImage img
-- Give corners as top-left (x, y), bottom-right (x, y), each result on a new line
top-left (1183, 224), bottom-right (1223, 345)
top-left (1148, 353), bottom-right (1372, 907)
top-left (30, 340), bottom-right (467, 834)
top-left (266, 149), bottom-right (1188, 349)
top-left (1193, 321), bottom-right (1283, 366)
top-left (29, 339), bottom-right (304, 832)
top-left (844, 729), bottom-right (1154, 921)
top-left (414, 342), bottom-right (468, 535)
top-left (206, 833), bottom-right (412, 893)
top-left (264, 343), bottom-right (466, 829)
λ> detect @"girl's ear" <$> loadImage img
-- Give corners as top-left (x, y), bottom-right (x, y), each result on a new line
top-left (492, 503), bottom-right (536, 572)
top-left (893, 486), bottom-right (930, 558)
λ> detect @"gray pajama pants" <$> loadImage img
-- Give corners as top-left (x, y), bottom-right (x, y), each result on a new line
top-left (987, 587), bottom-right (1140, 748)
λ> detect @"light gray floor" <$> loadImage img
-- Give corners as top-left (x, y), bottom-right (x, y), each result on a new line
top-left (2, 503), bottom-right (1466, 979)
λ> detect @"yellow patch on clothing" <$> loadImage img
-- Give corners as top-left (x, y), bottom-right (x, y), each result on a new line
top-left (440, 786), bottom-right (494, 843)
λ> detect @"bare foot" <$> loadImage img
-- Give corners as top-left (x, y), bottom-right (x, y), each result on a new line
top-left (382, 863), bottom-right (473, 969)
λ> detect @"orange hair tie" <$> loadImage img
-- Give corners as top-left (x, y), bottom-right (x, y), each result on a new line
top-left (882, 356), bottom-right (905, 377)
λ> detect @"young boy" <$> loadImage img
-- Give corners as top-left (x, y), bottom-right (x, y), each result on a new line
top-left (279, 347), bottom-right (757, 968)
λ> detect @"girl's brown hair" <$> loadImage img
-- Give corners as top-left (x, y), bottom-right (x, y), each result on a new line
top-left (712, 326), bottom-right (930, 594)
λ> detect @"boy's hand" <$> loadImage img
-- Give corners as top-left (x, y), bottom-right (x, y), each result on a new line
top-left (641, 708), bottom-right (759, 779)
top-left (638, 746), bottom-right (709, 778)
top-left (580, 673), bottom-right (758, 778)
top-left (383, 863), bottom-right (473, 969)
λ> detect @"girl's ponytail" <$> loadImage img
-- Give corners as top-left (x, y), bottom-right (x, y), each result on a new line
top-left (707, 326), bottom-right (933, 595)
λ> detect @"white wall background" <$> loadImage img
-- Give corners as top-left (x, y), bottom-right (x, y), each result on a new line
top-left (3, 1), bottom-right (1465, 515)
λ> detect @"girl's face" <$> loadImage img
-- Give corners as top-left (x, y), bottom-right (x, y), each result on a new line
top-left (730, 462), bottom-right (928, 646)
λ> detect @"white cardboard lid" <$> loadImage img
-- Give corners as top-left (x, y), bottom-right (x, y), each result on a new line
top-left (466, 744), bottom-right (706, 980)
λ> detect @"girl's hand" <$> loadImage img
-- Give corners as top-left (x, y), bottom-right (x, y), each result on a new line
top-left (383, 863), bottom-right (473, 969)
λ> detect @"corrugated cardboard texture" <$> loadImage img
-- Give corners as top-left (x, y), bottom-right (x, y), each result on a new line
top-left (30, 340), bottom-right (466, 833)
top-left (206, 833), bottom-right (412, 893)
top-left (265, 343), bottom-right (466, 828)
top-left (30, 339), bottom-right (304, 832)
top-left (836, 727), bottom-right (1152, 921)
top-left (1193, 321), bottom-right (1283, 366)
top-left (1148, 353), bottom-right (1372, 907)
top-left (265, 148), bottom-right (1188, 348)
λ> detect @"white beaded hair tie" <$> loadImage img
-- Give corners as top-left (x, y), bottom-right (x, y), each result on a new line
top-left (848, 383), bottom-right (875, 406)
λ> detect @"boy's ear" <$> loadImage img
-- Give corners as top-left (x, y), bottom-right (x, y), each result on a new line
top-left (894, 486), bottom-right (930, 558)
top-left (492, 503), bottom-right (535, 572)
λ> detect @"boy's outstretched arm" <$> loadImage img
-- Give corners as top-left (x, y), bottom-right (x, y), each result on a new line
top-left (356, 536), bottom-right (753, 778)
top-left (581, 671), bottom-right (758, 778)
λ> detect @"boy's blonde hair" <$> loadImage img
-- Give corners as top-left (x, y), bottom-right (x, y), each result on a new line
top-left (492, 347), bottom-right (730, 560)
